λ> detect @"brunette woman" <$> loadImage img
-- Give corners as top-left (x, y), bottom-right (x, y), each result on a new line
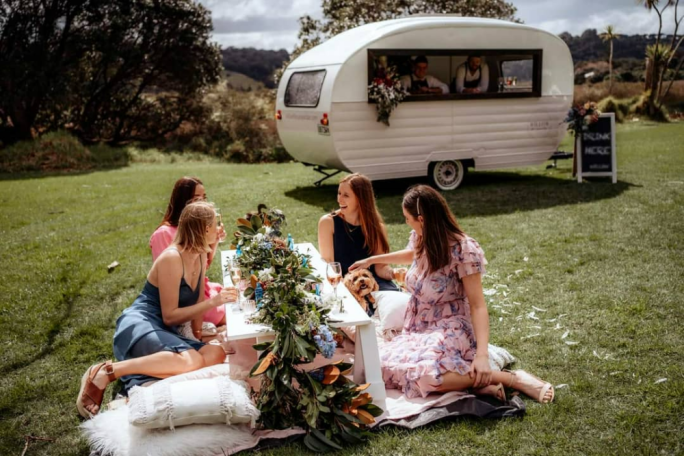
top-left (318, 173), bottom-right (409, 316)
top-left (150, 176), bottom-right (226, 326)
top-left (350, 185), bottom-right (554, 403)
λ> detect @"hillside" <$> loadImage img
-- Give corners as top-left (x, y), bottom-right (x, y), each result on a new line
top-left (219, 30), bottom-right (681, 88)
top-left (221, 47), bottom-right (289, 89)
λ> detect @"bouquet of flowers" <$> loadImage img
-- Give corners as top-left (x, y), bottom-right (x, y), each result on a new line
top-left (231, 207), bottom-right (383, 451)
top-left (564, 101), bottom-right (601, 135)
top-left (368, 65), bottom-right (408, 126)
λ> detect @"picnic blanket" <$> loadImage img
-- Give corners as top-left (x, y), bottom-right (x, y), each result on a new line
top-left (82, 341), bottom-right (522, 456)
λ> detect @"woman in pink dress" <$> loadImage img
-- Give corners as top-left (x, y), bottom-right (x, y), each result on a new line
top-left (150, 177), bottom-right (226, 326)
top-left (350, 185), bottom-right (554, 403)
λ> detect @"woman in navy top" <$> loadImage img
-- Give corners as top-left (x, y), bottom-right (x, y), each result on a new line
top-left (318, 173), bottom-right (408, 316)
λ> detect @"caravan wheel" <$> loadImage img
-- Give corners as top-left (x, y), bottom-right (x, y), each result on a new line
top-left (429, 160), bottom-right (466, 191)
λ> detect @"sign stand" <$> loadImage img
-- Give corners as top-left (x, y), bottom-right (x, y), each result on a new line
top-left (577, 112), bottom-right (617, 183)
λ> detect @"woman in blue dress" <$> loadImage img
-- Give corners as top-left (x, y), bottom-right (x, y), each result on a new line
top-left (76, 201), bottom-right (238, 418)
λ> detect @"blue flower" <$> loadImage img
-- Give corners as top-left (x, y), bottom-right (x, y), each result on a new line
top-left (314, 325), bottom-right (337, 358)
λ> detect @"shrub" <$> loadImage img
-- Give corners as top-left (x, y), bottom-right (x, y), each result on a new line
top-left (630, 91), bottom-right (670, 122)
top-left (597, 96), bottom-right (635, 123)
top-left (161, 83), bottom-right (291, 163)
top-left (0, 131), bottom-right (128, 173)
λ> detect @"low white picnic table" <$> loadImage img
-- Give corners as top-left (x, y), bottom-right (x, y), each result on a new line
top-left (220, 243), bottom-right (386, 403)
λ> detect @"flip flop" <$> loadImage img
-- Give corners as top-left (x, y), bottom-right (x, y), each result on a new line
top-left (76, 361), bottom-right (116, 419)
top-left (473, 382), bottom-right (507, 402)
top-left (509, 369), bottom-right (554, 404)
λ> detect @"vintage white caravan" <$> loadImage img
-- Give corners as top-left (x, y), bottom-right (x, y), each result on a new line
top-left (275, 16), bottom-right (574, 189)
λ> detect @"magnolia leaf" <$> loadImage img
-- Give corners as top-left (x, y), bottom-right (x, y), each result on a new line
top-left (252, 341), bottom-right (271, 351)
top-left (252, 352), bottom-right (275, 376)
top-left (251, 215), bottom-right (263, 230)
top-left (311, 428), bottom-right (343, 451)
top-left (322, 365), bottom-right (340, 385)
top-left (237, 225), bottom-right (256, 235)
top-left (362, 403), bottom-right (384, 417)
top-left (237, 218), bottom-right (252, 227)
top-left (243, 287), bottom-right (254, 297)
top-left (355, 383), bottom-right (370, 392)
top-left (303, 433), bottom-right (328, 453)
top-left (352, 393), bottom-right (372, 408)
top-left (356, 409), bottom-right (375, 425)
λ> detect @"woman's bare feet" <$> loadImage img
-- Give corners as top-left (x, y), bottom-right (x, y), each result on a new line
top-left (509, 370), bottom-right (554, 403)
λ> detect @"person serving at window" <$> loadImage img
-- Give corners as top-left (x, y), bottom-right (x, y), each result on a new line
top-left (400, 56), bottom-right (449, 95)
top-left (455, 55), bottom-right (489, 94)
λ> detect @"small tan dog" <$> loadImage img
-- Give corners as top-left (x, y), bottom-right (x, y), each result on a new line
top-left (344, 268), bottom-right (379, 313)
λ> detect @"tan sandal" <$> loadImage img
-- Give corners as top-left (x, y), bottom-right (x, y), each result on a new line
top-left (507, 369), bottom-right (554, 404)
top-left (76, 361), bottom-right (116, 419)
top-left (473, 382), bottom-right (507, 402)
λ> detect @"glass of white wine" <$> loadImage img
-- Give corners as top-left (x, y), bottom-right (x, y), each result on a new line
top-left (226, 258), bottom-right (242, 312)
top-left (215, 208), bottom-right (225, 244)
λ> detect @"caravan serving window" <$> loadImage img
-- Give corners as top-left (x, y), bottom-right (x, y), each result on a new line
top-left (285, 70), bottom-right (326, 107)
top-left (367, 49), bottom-right (542, 101)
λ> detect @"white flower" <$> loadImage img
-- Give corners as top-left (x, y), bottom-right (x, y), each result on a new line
top-left (254, 233), bottom-right (265, 243)
top-left (258, 267), bottom-right (274, 282)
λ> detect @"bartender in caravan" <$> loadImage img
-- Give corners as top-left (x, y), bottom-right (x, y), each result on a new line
top-left (400, 56), bottom-right (450, 95)
top-left (455, 55), bottom-right (489, 94)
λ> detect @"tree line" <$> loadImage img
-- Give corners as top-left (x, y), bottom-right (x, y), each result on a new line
top-left (0, 0), bottom-right (221, 146)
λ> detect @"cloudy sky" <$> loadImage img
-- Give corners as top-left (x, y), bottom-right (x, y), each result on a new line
top-left (199, 0), bottom-right (680, 51)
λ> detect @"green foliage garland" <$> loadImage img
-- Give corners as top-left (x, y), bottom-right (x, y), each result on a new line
top-left (230, 207), bottom-right (383, 452)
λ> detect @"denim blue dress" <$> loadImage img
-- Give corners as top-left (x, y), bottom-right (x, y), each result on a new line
top-left (113, 248), bottom-right (205, 392)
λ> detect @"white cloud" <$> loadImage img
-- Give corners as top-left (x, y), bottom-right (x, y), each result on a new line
top-left (202, 0), bottom-right (681, 50)
top-left (535, 7), bottom-right (679, 36)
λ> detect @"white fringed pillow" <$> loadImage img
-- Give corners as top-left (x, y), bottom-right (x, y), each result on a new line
top-left (128, 376), bottom-right (259, 430)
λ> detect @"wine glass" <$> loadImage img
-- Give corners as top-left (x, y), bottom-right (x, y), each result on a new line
top-left (226, 258), bottom-right (241, 312)
top-left (326, 262), bottom-right (342, 300)
top-left (393, 267), bottom-right (408, 286)
top-left (215, 208), bottom-right (225, 244)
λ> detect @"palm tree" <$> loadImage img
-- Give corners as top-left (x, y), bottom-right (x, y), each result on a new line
top-left (599, 25), bottom-right (620, 94)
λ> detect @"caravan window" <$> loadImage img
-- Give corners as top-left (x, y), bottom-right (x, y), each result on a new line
top-left (285, 70), bottom-right (326, 107)
top-left (367, 50), bottom-right (542, 101)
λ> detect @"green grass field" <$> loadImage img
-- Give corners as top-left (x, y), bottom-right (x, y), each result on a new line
top-left (1, 122), bottom-right (682, 455)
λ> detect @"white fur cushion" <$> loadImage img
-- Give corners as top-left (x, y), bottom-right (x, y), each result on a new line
top-left (372, 290), bottom-right (411, 339)
top-left (128, 375), bottom-right (259, 430)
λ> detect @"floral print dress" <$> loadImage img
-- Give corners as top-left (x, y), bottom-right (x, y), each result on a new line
top-left (379, 231), bottom-right (487, 398)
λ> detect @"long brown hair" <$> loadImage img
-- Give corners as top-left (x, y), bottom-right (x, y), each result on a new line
top-left (173, 201), bottom-right (216, 254)
top-left (402, 185), bottom-right (465, 273)
top-left (160, 176), bottom-right (204, 227)
top-left (338, 173), bottom-right (390, 255)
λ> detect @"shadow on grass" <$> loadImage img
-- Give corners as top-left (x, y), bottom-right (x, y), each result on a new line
top-left (285, 171), bottom-right (634, 224)
top-left (0, 163), bottom-right (132, 181)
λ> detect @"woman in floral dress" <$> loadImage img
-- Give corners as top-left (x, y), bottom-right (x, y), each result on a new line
top-left (350, 185), bottom-right (554, 403)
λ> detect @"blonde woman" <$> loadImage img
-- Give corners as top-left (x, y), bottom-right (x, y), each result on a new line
top-left (76, 201), bottom-right (238, 418)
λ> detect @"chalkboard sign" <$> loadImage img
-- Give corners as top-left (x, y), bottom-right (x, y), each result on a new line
top-left (577, 113), bottom-right (617, 183)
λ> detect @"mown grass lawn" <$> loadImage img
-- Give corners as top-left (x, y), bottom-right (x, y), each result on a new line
top-left (0, 121), bottom-right (682, 455)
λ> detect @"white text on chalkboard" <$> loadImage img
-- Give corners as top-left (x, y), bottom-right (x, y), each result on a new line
top-left (585, 146), bottom-right (611, 155)
top-left (583, 132), bottom-right (611, 141)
